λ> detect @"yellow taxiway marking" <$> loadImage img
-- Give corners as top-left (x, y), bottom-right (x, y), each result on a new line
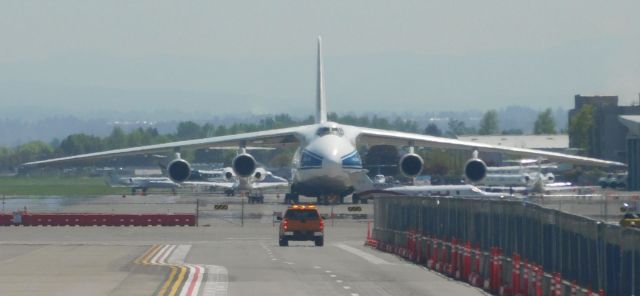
top-left (157, 266), bottom-right (178, 296)
top-left (137, 244), bottom-right (162, 265)
top-left (168, 266), bottom-right (188, 296)
top-left (134, 245), bottom-right (196, 296)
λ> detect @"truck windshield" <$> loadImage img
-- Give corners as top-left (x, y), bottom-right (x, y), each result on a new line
top-left (285, 210), bottom-right (319, 220)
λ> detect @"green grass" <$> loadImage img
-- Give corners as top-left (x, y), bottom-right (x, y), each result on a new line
top-left (0, 176), bottom-right (128, 196)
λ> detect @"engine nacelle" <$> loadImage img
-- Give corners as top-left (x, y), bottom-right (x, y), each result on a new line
top-left (223, 168), bottom-right (235, 180)
top-left (253, 168), bottom-right (267, 181)
top-left (232, 153), bottom-right (257, 178)
top-left (546, 173), bottom-right (555, 182)
top-left (399, 153), bottom-right (424, 178)
top-left (464, 158), bottom-right (487, 183)
top-left (167, 158), bottom-right (191, 183)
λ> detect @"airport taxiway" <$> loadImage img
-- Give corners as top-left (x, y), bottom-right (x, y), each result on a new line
top-left (0, 193), bottom-right (486, 296)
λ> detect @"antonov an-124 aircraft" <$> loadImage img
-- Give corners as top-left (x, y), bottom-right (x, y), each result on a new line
top-left (23, 37), bottom-right (625, 204)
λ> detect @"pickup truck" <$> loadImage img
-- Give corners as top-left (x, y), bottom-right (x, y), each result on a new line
top-left (278, 205), bottom-right (324, 247)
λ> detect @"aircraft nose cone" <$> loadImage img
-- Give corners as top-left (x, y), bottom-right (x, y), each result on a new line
top-left (323, 153), bottom-right (342, 176)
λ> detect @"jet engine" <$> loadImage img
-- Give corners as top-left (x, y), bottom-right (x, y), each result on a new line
top-left (464, 158), bottom-right (487, 183)
top-left (545, 173), bottom-right (555, 182)
top-left (253, 168), bottom-right (267, 181)
top-left (399, 153), bottom-right (424, 178)
top-left (223, 168), bottom-right (235, 180)
top-left (167, 158), bottom-right (191, 183)
top-left (232, 153), bottom-right (257, 178)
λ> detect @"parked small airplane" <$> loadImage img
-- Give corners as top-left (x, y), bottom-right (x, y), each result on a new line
top-left (108, 166), bottom-right (288, 202)
top-left (107, 175), bottom-right (179, 195)
top-left (349, 171), bottom-right (509, 203)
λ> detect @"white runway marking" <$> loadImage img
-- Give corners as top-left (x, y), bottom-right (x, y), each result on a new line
top-left (330, 274), bottom-right (336, 278)
top-left (334, 243), bottom-right (392, 265)
top-left (336, 280), bottom-right (343, 283)
top-left (167, 244), bottom-right (191, 265)
top-left (202, 265), bottom-right (229, 296)
top-left (313, 266), bottom-right (321, 269)
top-left (139, 245), bottom-right (215, 296)
top-left (343, 286), bottom-right (351, 290)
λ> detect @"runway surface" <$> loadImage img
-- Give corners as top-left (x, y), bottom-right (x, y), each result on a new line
top-left (0, 194), bottom-right (486, 296)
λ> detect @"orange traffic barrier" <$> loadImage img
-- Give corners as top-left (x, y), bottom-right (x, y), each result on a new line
top-left (535, 265), bottom-right (543, 296)
top-left (550, 272), bottom-right (562, 296)
top-left (570, 281), bottom-right (578, 296)
top-left (489, 247), bottom-right (498, 291)
top-left (511, 253), bottom-right (521, 295)
top-left (415, 237), bottom-right (421, 263)
top-left (450, 238), bottom-right (458, 276)
top-left (462, 241), bottom-right (471, 280)
top-left (428, 238), bottom-right (438, 269)
top-left (496, 248), bottom-right (502, 293)
top-left (439, 239), bottom-right (448, 272)
top-left (522, 261), bottom-right (530, 296)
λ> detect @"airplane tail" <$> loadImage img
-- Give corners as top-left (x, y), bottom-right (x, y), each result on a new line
top-left (316, 36), bottom-right (327, 123)
top-left (349, 170), bottom-right (375, 192)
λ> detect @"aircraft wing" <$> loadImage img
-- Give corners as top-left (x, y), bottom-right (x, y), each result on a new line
top-left (355, 127), bottom-right (626, 168)
top-left (183, 181), bottom-right (236, 189)
top-left (250, 182), bottom-right (290, 190)
top-left (22, 125), bottom-right (308, 167)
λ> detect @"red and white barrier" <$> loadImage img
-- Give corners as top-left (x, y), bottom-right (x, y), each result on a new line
top-left (369, 231), bottom-right (605, 296)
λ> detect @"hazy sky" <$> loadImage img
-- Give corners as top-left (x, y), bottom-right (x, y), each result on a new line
top-left (1, 1), bottom-right (639, 119)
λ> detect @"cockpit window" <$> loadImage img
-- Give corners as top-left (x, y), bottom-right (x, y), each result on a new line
top-left (316, 127), bottom-right (344, 137)
top-left (341, 151), bottom-right (362, 168)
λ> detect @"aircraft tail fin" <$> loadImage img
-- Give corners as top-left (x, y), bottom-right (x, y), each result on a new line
top-left (316, 36), bottom-right (327, 123)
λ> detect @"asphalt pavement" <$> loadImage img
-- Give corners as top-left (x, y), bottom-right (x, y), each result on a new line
top-left (0, 193), bottom-right (486, 296)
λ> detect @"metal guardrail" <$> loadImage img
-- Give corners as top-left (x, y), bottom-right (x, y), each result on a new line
top-left (370, 195), bottom-right (640, 295)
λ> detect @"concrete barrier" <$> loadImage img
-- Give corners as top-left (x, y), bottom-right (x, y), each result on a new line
top-left (0, 213), bottom-right (196, 227)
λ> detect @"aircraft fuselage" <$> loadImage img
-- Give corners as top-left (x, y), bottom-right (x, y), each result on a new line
top-left (289, 122), bottom-right (363, 198)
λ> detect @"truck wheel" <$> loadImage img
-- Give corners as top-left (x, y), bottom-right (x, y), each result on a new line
top-left (314, 237), bottom-right (324, 247)
top-left (352, 194), bottom-right (360, 204)
top-left (279, 238), bottom-right (288, 247)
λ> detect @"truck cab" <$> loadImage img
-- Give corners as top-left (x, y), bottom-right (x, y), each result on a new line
top-left (278, 205), bottom-right (324, 247)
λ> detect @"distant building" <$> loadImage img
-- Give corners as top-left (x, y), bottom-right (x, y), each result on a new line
top-left (569, 95), bottom-right (640, 163)
top-left (619, 115), bottom-right (640, 190)
top-left (456, 134), bottom-right (570, 165)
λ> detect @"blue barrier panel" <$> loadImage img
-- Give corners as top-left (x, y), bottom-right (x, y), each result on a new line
top-left (372, 196), bottom-right (640, 294)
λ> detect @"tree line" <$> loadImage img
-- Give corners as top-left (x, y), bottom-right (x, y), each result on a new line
top-left (423, 108), bottom-right (558, 137)
top-left (0, 110), bottom-right (559, 172)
